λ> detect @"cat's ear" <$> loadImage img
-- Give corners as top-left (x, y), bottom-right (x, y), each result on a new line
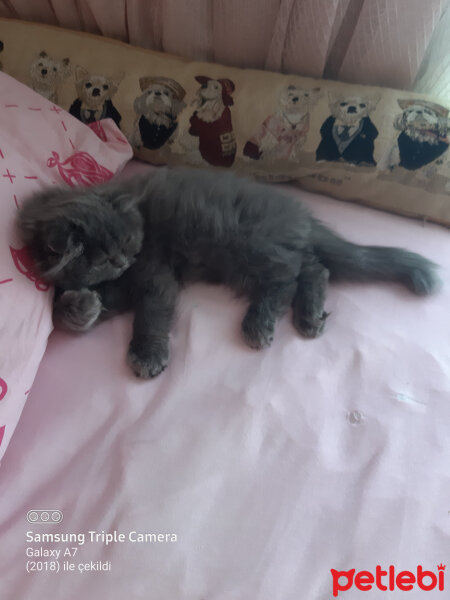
top-left (47, 225), bottom-right (82, 255)
top-left (43, 224), bottom-right (84, 278)
top-left (110, 192), bottom-right (139, 212)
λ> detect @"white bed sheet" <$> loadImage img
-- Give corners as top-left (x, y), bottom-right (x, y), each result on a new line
top-left (0, 161), bottom-right (449, 600)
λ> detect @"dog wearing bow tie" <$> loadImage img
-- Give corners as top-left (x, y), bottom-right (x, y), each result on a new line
top-left (69, 66), bottom-right (123, 128)
top-left (316, 92), bottom-right (380, 166)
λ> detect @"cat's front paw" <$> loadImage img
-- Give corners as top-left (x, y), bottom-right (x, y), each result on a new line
top-left (127, 342), bottom-right (169, 379)
top-left (294, 311), bottom-right (330, 339)
top-left (241, 312), bottom-right (275, 350)
top-left (53, 289), bottom-right (102, 332)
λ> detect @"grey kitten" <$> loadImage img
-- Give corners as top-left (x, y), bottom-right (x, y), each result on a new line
top-left (18, 167), bottom-right (441, 378)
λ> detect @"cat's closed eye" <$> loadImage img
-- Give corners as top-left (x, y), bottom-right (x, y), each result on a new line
top-left (91, 251), bottom-right (109, 266)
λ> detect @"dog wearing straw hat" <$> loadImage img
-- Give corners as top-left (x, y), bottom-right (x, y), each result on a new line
top-left (131, 76), bottom-right (186, 150)
top-left (379, 99), bottom-right (450, 179)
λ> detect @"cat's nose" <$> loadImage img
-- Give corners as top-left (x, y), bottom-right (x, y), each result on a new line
top-left (111, 255), bottom-right (127, 269)
top-left (92, 88), bottom-right (100, 97)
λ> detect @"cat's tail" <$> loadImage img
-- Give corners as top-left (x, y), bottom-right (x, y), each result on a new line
top-left (309, 221), bottom-right (442, 295)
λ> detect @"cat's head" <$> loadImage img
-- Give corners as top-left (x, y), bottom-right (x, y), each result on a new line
top-left (18, 183), bottom-right (144, 290)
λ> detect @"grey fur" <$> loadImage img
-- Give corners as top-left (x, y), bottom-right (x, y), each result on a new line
top-left (18, 167), bottom-right (441, 378)
top-left (53, 289), bottom-right (103, 332)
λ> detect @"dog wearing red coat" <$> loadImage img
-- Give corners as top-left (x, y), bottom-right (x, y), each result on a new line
top-left (185, 76), bottom-right (236, 168)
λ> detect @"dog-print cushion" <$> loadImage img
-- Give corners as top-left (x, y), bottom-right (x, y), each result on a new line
top-left (0, 71), bottom-right (132, 460)
top-left (1, 18), bottom-right (449, 226)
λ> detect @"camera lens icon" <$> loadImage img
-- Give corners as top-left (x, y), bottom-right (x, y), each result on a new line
top-left (27, 510), bottom-right (63, 524)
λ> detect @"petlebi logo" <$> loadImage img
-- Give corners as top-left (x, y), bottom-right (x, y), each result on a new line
top-left (331, 564), bottom-right (445, 596)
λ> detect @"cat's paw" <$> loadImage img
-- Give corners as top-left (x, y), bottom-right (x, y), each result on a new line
top-left (53, 289), bottom-right (102, 332)
top-left (241, 313), bottom-right (275, 350)
top-left (294, 311), bottom-right (329, 339)
top-left (127, 343), bottom-right (169, 379)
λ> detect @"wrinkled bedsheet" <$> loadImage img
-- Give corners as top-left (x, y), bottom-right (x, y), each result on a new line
top-left (0, 161), bottom-right (449, 600)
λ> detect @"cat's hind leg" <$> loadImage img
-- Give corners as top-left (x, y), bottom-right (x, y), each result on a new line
top-left (242, 280), bottom-right (297, 350)
top-left (292, 261), bottom-right (330, 338)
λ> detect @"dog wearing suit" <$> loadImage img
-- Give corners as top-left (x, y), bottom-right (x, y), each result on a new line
top-left (316, 92), bottom-right (380, 166)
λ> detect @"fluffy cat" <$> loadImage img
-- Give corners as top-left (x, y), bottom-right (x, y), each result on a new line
top-left (18, 167), bottom-right (441, 378)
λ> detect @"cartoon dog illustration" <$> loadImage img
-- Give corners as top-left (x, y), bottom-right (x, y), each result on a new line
top-left (379, 100), bottom-right (449, 179)
top-left (186, 76), bottom-right (236, 168)
top-left (131, 76), bottom-right (186, 150)
top-left (244, 85), bottom-right (321, 162)
top-left (316, 92), bottom-right (380, 166)
top-left (69, 66), bottom-right (123, 128)
top-left (29, 51), bottom-right (71, 104)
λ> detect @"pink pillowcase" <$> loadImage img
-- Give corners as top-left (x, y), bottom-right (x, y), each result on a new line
top-left (0, 72), bottom-right (132, 460)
